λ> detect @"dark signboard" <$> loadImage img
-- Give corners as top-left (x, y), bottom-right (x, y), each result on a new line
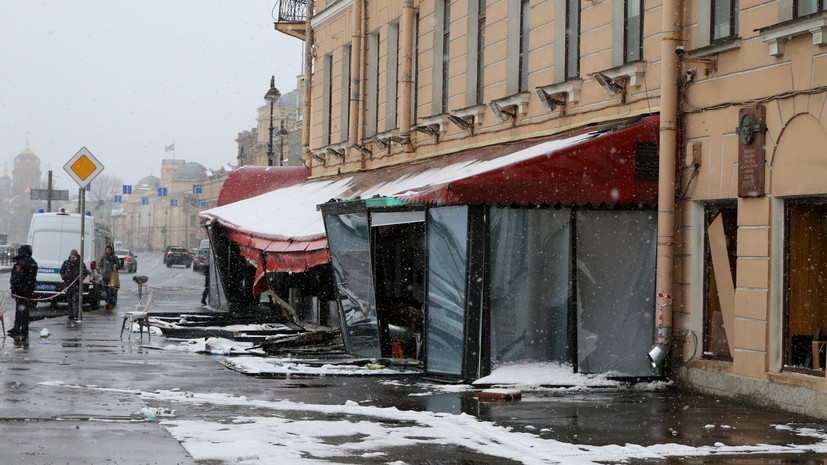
top-left (29, 189), bottom-right (69, 201)
top-left (737, 106), bottom-right (767, 198)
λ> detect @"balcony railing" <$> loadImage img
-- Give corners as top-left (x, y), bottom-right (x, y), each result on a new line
top-left (272, 0), bottom-right (308, 40)
top-left (273, 0), bottom-right (307, 23)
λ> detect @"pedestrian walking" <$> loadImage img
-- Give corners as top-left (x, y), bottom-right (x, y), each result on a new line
top-left (201, 261), bottom-right (209, 307)
top-left (8, 245), bottom-right (38, 338)
top-left (98, 245), bottom-right (119, 310)
top-left (60, 249), bottom-right (88, 320)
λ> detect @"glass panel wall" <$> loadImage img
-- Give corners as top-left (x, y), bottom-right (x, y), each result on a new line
top-left (489, 207), bottom-right (572, 367)
top-left (575, 210), bottom-right (656, 376)
top-left (426, 206), bottom-right (469, 376)
top-left (324, 212), bottom-right (380, 358)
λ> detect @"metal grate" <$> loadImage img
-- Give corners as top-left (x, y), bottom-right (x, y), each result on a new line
top-left (634, 142), bottom-right (659, 181)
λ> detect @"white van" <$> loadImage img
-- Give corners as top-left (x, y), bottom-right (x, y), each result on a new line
top-left (27, 212), bottom-right (113, 308)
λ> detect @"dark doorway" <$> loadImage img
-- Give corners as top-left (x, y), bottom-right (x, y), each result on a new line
top-left (372, 221), bottom-right (426, 360)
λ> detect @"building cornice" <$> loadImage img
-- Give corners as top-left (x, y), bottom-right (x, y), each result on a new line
top-left (311, 0), bottom-right (352, 28)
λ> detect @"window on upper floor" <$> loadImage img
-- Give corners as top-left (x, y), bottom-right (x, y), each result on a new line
top-left (366, 30), bottom-right (380, 137)
top-left (624, 0), bottom-right (643, 62)
top-left (412, 11), bottom-right (420, 121)
top-left (696, 0), bottom-right (739, 50)
top-left (341, 44), bottom-right (352, 142)
top-left (464, 0), bottom-right (486, 107)
top-left (432, 0), bottom-right (451, 115)
top-left (795, 0), bottom-right (825, 17)
top-left (565, 0), bottom-right (580, 79)
top-left (322, 53), bottom-right (333, 146)
top-left (712, 0), bottom-right (738, 41)
top-left (386, 22), bottom-right (400, 131)
top-left (518, 0), bottom-right (530, 92)
top-left (441, 0), bottom-right (451, 113)
top-left (476, 0), bottom-right (486, 104)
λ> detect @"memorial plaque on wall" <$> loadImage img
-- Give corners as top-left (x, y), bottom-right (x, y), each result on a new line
top-left (737, 106), bottom-right (766, 198)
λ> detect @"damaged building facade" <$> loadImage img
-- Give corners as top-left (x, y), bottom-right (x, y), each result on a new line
top-left (201, 0), bottom-right (669, 381)
top-left (201, 0), bottom-right (827, 417)
top-left (672, 0), bottom-right (827, 418)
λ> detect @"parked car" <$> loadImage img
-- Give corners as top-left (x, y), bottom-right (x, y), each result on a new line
top-left (192, 247), bottom-right (210, 272)
top-left (0, 244), bottom-right (13, 267)
top-left (114, 249), bottom-right (138, 273)
top-left (164, 246), bottom-right (192, 268)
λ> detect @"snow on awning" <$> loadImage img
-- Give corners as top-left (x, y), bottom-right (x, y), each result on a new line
top-left (394, 114), bottom-right (660, 206)
top-left (217, 166), bottom-right (310, 207)
top-left (199, 115), bottom-right (660, 273)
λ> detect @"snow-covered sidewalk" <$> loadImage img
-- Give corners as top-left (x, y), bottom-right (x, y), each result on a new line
top-left (40, 381), bottom-right (827, 465)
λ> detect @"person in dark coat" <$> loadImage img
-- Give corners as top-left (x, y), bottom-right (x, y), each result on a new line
top-left (60, 249), bottom-right (88, 320)
top-left (201, 261), bottom-right (210, 306)
top-left (98, 245), bottom-right (119, 310)
top-left (8, 245), bottom-right (38, 337)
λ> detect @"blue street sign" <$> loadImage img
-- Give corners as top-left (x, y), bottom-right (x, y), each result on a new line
top-left (193, 184), bottom-right (202, 194)
top-left (170, 199), bottom-right (178, 207)
top-left (123, 185), bottom-right (133, 194)
top-left (114, 195), bottom-right (123, 203)
top-left (141, 197), bottom-right (150, 205)
top-left (198, 200), bottom-right (206, 207)
top-left (158, 187), bottom-right (167, 197)
top-left (85, 183), bottom-right (92, 191)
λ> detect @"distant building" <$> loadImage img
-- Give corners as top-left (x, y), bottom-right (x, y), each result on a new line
top-left (0, 143), bottom-right (46, 244)
top-left (11, 143), bottom-right (41, 196)
top-left (119, 160), bottom-right (232, 251)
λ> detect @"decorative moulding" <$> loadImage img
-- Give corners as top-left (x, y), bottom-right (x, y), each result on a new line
top-left (597, 61), bottom-right (646, 87)
top-left (414, 114), bottom-right (450, 136)
top-left (758, 12), bottom-right (827, 56)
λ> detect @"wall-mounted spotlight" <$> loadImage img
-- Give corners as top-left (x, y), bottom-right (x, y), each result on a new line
top-left (591, 72), bottom-right (624, 96)
top-left (536, 88), bottom-right (567, 112)
top-left (354, 144), bottom-right (373, 157)
top-left (447, 114), bottom-right (472, 131)
top-left (489, 101), bottom-right (517, 122)
top-left (308, 152), bottom-right (326, 163)
top-left (413, 124), bottom-right (440, 137)
top-left (326, 147), bottom-right (345, 158)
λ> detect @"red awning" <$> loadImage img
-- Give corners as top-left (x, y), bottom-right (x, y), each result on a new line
top-left (395, 114), bottom-right (660, 206)
top-left (217, 166), bottom-right (310, 207)
top-left (227, 228), bottom-right (329, 274)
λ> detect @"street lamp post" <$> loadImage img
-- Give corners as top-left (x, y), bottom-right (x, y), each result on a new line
top-left (278, 119), bottom-right (289, 165)
top-left (264, 76), bottom-right (281, 167)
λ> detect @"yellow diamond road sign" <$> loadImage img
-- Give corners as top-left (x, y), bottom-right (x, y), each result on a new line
top-left (64, 147), bottom-right (104, 188)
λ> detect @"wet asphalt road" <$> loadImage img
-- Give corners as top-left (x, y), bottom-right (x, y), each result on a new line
top-left (1, 252), bottom-right (827, 464)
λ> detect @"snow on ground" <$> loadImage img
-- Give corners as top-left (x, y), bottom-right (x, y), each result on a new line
top-left (223, 356), bottom-right (421, 377)
top-left (153, 337), bottom-right (263, 355)
top-left (39, 381), bottom-right (827, 465)
top-left (473, 361), bottom-right (622, 388)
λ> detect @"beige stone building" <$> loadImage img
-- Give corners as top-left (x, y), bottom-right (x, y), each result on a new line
top-left (119, 160), bottom-right (230, 251)
top-left (673, 0), bottom-right (827, 418)
top-left (266, 0), bottom-right (827, 417)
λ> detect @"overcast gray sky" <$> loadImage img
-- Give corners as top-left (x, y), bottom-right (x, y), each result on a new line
top-left (1, 1), bottom-right (303, 190)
